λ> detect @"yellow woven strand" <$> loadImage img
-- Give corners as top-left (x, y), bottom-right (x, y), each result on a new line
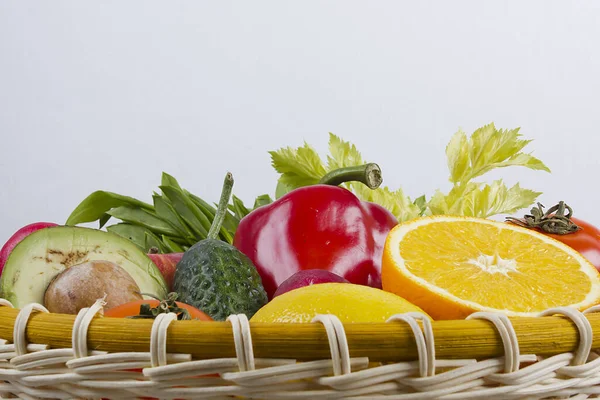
top-left (0, 306), bottom-right (597, 362)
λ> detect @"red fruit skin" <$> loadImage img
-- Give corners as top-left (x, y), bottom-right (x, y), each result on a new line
top-left (273, 269), bottom-right (350, 298)
top-left (148, 253), bottom-right (183, 290)
top-left (538, 217), bottom-right (600, 273)
top-left (0, 222), bottom-right (58, 276)
top-left (508, 215), bottom-right (600, 273)
top-left (233, 184), bottom-right (398, 299)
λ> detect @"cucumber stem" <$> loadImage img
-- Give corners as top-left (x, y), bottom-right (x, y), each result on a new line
top-left (207, 172), bottom-right (234, 240)
top-left (319, 163), bottom-right (383, 189)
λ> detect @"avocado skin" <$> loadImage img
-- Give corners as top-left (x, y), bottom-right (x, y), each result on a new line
top-left (172, 239), bottom-right (268, 321)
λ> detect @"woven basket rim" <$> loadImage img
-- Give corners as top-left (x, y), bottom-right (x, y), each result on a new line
top-left (1, 303), bottom-right (598, 362)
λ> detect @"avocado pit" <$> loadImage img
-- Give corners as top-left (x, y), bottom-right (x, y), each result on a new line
top-left (43, 260), bottom-right (143, 314)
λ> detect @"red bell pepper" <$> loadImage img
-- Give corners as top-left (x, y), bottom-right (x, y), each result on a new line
top-left (233, 164), bottom-right (398, 299)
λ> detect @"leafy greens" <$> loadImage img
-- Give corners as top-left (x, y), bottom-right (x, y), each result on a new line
top-left (269, 123), bottom-right (550, 222)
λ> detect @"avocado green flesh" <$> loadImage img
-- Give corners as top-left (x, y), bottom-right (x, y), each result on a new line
top-left (173, 239), bottom-right (268, 321)
top-left (0, 226), bottom-right (168, 308)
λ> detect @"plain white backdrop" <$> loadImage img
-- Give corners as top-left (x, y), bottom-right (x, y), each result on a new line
top-left (1, 1), bottom-right (599, 242)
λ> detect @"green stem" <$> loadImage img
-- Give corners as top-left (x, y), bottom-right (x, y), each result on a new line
top-left (207, 172), bottom-right (234, 240)
top-left (318, 163), bottom-right (383, 189)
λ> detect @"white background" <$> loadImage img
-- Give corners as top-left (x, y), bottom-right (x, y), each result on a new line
top-left (1, 1), bottom-right (599, 242)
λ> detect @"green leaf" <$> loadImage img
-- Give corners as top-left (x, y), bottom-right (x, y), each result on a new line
top-left (144, 231), bottom-right (169, 253)
top-left (215, 194), bottom-right (254, 244)
top-left (106, 206), bottom-right (181, 237)
top-left (161, 236), bottom-right (185, 253)
top-left (413, 195), bottom-right (428, 215)
top-left (462, 123), bottom-right (550, 181)
top-left (429, 181), bottom-right (542, 218)
top-left (446, 129), bottom-right (470, 183)
top-left (161, 172), bottom-right (183, 191)
top-left (152, 195), bottom-right (196, 243)
top-left (269, 142), bottom-right (326, 190)
top-left (231, 195), bottom-right (250, 220)
top-left (461, 180), bottom-right (542, 218)
top-left (427, 190), bottom-right (449, 216)
top-left (98, 213), bottom-right (112, 229)
top-left (186, 191), bottom-right (236, 243)
top-left (275, 179), bottom-right (293, 199)
top-left (186, 191), bottom-right (217, 219)
top-left (327, 132), bottom-right (364, 170)
top-left (468, 123), bottom-right (499, 175)
top-left (325, 133), bottom-right (422, 222)
top-left (428, 183), bottom-right (478, 216)
top-left (66, 191), bottom-right (154, 226)
top-left (160, 186), bottom-right (209, 238)
top-left (351, 183), bottom-right (422, 223)
top-left (218, 227), bottom-right (234, 244)
top-left (253, 194), bottom-right (273, 209)
top-left (436, 122), bottom-right (550, 217)
top-left (106, 223), bottom-right (149, 250)
top-left (220, 211), bottom-right (239, 239)
top-left (268, 124), bottom-right (550, 222)
top-left (162, 235), bottom-right (190, 246)
top-left (488, 152), bottom-right (550, 172)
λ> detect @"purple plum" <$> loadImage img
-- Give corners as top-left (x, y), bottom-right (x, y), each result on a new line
top-left (273, 269), bottom-right (350, 298)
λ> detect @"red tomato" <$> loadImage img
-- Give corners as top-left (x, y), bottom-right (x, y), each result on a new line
top-left (104, 299), bottom-right (213, 321)
top-left (539, 217), bottom-right (600, 272)
top-left (508, 211), bottom-right (600, 273)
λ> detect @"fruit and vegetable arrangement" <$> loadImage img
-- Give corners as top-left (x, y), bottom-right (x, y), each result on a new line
top-left (2, 123), bottom-right (600, 325)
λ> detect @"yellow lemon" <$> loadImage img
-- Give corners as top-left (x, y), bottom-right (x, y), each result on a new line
top-left (382, 215), bottom-right (600, 320)
top-left (250, 282), bottom-right (428, 323)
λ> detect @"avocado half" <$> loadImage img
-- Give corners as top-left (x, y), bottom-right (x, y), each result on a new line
top-left (0, 226), bottom-right (168, 308)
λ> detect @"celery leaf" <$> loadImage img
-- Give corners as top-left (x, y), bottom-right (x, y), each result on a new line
top-left (269, 143), bottom-right (327, 190)
top-left (268, 122), bottom-right (550, 222)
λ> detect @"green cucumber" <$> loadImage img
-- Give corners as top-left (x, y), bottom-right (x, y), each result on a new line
top-left (172, 173), bottom-right (268, 321)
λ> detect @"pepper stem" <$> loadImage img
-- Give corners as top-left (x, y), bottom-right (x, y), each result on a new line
top-left (505, 201), bottom-right (581, 235)
top-left (207, 172), bottom-right (234, 240)
top-left (319, 163), bottom-right (383, 189)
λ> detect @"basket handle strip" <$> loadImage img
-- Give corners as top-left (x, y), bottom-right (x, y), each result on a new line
top-left (3, 302), bottom-right (600, 362)
top-left (8, 302), bottom-right (600, 399)
top-left (238, 313), bottom-right (256, 371)
top-left (227, 314), bottom-right (256, 372)
top-left (406, 312), bottom-right (436, 376)
top-left (539, 307), bottom-right (593, 366)
top-left (312, 314), bottom-right (351, 376)
top-left (386, 313), bottom-right (431, 378)
top-left (150, 312), bottom-right (177, 368)
top-left (467, 312), bottom-right (520, 373)
top-left (0, 300), bottom-right (13, 308)
top-left (319, 313), bottom-right (435, 391)
top-left (12, 303), bottom-right (48, 357)
top-left (72, 297), bottom-right (105, 359)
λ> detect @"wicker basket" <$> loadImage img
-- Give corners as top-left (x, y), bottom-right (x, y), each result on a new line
top-left (2, 297), bottom-right (600, 399)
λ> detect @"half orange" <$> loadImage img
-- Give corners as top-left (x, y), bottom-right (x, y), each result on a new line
top-left (382, 216), bottom-right (600, 320)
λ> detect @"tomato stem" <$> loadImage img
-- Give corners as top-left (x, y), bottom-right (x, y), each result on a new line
top-left (128, 291), bottom-right (192, 320)
top-left (506, 201), bottom-right (581, 235)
